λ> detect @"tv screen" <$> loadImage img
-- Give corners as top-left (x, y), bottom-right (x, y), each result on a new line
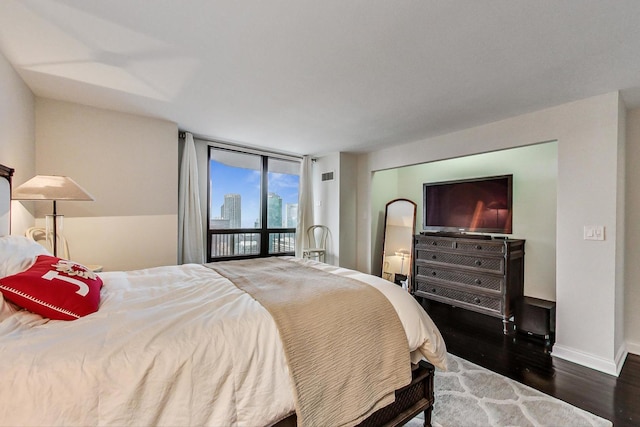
top-left (423, 175), bottom-right (513, 234)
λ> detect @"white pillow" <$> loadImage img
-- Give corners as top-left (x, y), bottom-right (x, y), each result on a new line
top-left (0, 235), bottom-right (50, 278)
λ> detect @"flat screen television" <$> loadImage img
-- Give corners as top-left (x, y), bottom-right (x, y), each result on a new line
top-left (423, 174), bottom-right (513, 234)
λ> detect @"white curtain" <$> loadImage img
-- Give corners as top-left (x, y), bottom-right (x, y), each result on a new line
top-left (178, 132), bottom-right (205, 264)
top-left (295, 156), bottom-right (314, 257)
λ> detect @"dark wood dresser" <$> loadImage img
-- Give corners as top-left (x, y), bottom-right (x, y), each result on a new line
top-left (413, 233), bottom-right (525, 333)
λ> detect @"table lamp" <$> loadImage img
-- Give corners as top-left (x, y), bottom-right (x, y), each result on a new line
top-left (394, 249), bottom-right (411, 275)
top-left (12, 175), bottom-right (94, 257)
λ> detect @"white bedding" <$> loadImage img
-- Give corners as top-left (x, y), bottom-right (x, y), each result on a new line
top-left (0, 257), bottom-right (446, 427)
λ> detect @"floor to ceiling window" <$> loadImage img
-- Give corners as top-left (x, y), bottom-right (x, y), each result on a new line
top-left (208, 145), bottom-right (300, 261)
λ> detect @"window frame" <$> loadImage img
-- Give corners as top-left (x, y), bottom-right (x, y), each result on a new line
top-left (206, 144), bottom-right (300, 262)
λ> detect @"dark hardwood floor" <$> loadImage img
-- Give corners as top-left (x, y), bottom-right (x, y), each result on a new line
top-left (422, 299), bottom-right (640, 427)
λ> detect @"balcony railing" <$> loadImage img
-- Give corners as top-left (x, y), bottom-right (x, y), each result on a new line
top-left (268, 232), bottom-right (296, 254)
top-left (209, 229), bottom-right (296, 260)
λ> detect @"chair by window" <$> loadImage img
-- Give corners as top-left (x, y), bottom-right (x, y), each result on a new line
top-left (302, 225), bottom-right (329, 262)
top-left (26, 227), bottom-right (70, 260)
top-left (25, 227), bottom-right (102, 272)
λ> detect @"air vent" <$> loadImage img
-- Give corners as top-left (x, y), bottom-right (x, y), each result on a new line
top-left (321, 171), bottom-right (334, 181)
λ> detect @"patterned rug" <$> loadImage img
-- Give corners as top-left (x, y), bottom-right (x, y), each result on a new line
top-left (406, 353), bottom-right (612, 427)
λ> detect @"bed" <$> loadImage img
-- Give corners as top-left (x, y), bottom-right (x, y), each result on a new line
top-left (0, 164), bottom-right (447, 427)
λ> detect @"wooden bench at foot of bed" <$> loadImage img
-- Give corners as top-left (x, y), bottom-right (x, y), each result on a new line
top-left (274, 360), bottom-right (435, 427)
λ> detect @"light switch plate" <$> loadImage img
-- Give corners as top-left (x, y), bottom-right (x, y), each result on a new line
top-left (584, 225), bottom-right (605, 241)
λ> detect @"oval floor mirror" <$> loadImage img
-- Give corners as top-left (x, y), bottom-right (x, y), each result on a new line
top-left (381, 198), bottom-right (416, 290)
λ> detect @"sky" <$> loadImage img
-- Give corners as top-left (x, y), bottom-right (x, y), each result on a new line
top-left (209, 160), bottom-right (299, 228)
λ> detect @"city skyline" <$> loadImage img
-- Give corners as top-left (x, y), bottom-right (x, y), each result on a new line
top-left (213, 191), bottom-right (298, 229)
top-left (210, 159), bottom-right (299, 228)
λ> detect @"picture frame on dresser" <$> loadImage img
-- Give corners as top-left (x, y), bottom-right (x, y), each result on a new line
top-left (413, 233), bottom-right (525, 334)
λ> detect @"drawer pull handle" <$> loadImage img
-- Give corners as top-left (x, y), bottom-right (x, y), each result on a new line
top-left (474, 297), bottom-right (481, 304)
top-left (431, 288), bottom-right (437, 293)
top-left (431, 241), bottom-right (437, 246)
top-left (475, 245), bottom-right (482, 250)
top-left (474, 260), bottom-right (482, 266)
top-left (431, 271), bottom-right (437, 276)
top-left (432, 255), bottom-right (437, 260)
top-left (475, 278), bottom-right (482, 285)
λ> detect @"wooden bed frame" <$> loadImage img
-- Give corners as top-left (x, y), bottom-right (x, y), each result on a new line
top-left (358, 361), bottom-right (434, 427)
top-left (0, 164), bottom-right (13, 179)
top-left (0, 163), bottom-right (14, 236)
top-left (0, 163), bottom-right (435, 427)
top-left (274, 361), bottom-right (435, 427)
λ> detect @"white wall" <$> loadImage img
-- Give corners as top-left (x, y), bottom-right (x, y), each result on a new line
top-left (314, 154), bottom-right (339, 265)
top-left (371, 142), bottom-right (558, 301)
top-left (313, 152), bottom-right (358, 268)
top-left (35, 99), bottom-right (179, 271)
top-left (357, 92), bottom-right (626, 375)
top-left (0, 50), bottom-right (35, 235)
top-left (615, 96), bottom-right (627, 357)
top-left (625, 108), bottom-right (640, 355)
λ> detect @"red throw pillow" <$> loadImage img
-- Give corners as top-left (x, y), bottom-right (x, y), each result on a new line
top-left (0, 255), bottom-right (103, 320)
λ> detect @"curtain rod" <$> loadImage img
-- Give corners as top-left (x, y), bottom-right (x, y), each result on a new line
top-left (179, 130), bottom-right (304, 161)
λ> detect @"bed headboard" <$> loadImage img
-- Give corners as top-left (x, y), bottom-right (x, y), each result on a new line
top-left (0, 164), bottom-right (15, 236)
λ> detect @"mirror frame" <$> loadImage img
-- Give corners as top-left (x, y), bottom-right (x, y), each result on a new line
top-left (380, 198), bottom-right (417, 290)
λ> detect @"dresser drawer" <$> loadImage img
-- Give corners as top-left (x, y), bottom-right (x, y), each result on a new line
top-left (416, 264), bottom-right (503, 292)
top-left (415, 238), bottom-right (455, 250)
top-left (415, 281), bottom-right (502, 314)
top-left (417, 250), bottom-right (504, 274)
top-left (455, 240), bottom-right (505, 254)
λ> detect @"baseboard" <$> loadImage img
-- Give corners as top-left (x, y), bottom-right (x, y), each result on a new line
top-left (614, 343), bottom-right (629, 376)
top-left (626, 340), bottom-right (640, 356)
top-left (551, 343), bottom-right (627, 377)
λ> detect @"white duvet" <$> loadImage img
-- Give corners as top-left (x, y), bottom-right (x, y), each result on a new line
top-left (0, 257), bottom-right (446, 427)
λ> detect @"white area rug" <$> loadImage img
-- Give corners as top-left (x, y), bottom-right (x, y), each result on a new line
top-left (406, 353), bottom-right (612, 427)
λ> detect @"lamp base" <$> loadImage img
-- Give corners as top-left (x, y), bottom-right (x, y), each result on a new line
top-left (45, 214), bottom-right (65, 258)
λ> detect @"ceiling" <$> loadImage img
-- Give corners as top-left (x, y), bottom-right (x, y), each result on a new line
top-left (1, 1), bottom-right (640, 156)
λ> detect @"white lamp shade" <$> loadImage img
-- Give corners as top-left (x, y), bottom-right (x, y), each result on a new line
top-left (12, 175), bottom-right (94, 201)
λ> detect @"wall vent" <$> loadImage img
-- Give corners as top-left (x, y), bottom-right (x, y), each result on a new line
top-left (321, 171), bottom-right (334, 182)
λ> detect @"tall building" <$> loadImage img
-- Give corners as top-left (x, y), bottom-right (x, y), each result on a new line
top-left (223, 193), bottom-right (241, 228)
top-left (285, 203), bottom-right (298, 228)
top-left (267, 192), bottom-right (282, 227)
